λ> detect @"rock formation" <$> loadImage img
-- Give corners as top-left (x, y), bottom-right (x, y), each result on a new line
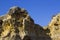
top-left (0, 6), bottom-right (60, 40)
top-left (47, 14), bottom-right (60, 40)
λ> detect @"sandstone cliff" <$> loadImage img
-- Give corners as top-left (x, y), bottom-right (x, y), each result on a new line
top-left (47, 14), bottom-right (60, 40)
top-left (0, 6), bottom-right (59, 40)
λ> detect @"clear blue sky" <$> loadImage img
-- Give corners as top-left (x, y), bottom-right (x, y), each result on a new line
top-left (0, 0), bottom-right (60, 26)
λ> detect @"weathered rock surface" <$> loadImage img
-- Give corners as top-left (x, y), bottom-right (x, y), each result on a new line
top-left (47, 14), bottom-right (60, 40)
top-left (0, 6), bottom-right (60, 40)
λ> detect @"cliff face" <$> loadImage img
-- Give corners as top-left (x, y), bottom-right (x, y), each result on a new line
top-left (0, 6), bottom-right (60, 40)
top-left (48, 14), bottom-right (60, 40)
